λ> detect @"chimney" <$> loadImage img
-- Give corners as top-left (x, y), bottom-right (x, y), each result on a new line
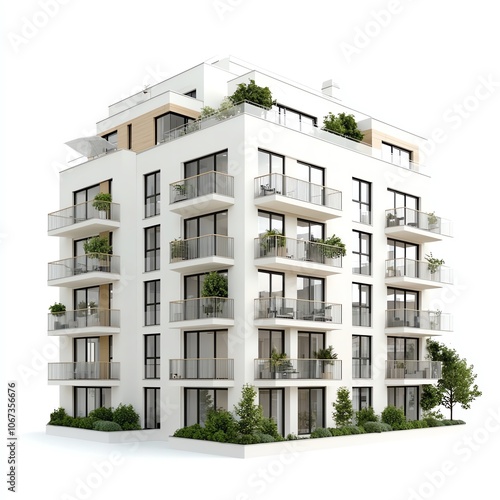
top-left (321, 79), bottom-right (341, 101)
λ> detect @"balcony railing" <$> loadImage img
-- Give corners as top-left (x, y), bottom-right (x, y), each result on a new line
top-left (48, 254), bottom-right (120, 281)
top-left (386, 360), bottom-right (442, 379)
top-left (48, 362), bottom-right (120, 380)
top-left (169, 171), bottom-right (234, 204)
top-left (170, 234), bottom-right (234, 262)
top-left (386, 309), bottom-right (452, 331)
top-left (157, 101), bottom-right (427, 173)
top-left (352, 360), bottom-right (372, 379)
top-left (254, 297), bottom-right (342, 324)
top-left (169, 358), bottom-right (234, 379)
top-left (254, 236), bottom-right (343, 268)
top-left (48, 201), bottom-right (120, 231)
top-left (385, 208), bottom-right (452, 237)
top-left (48, 309), bottom-right (120, 331)
top-left (385, 258), bottom-right (453, 283)
top-left (254, 358), bottom-right (342, 380)
top-left (254, 173), bottom-right (342, 210)
top-left (170, 297), bottom-right (234, 321)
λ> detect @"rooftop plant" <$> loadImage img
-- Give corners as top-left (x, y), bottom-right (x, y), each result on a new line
top-left (323, 112), bottom-right (364, 141)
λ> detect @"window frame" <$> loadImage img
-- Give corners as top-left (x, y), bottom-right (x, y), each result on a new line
top-left (352, 230), bottom-right (371, 276)
top-left (352, 178), bottom-right (371, 224)
top-left (144, 280), bottom-right (161, 326)
top-left (144, 225), bottom-right (160, 272)
top-left (352, 282), bottom-right (371, 327)
top-left (145, 171), bottom-right (160, 218)
top-left (352, 335), bottom-right (372, 378)
top-left (144, 334), bottom-right (160, 379)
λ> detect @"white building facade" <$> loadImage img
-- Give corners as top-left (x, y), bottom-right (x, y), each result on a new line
top-left (47, 56), bottom-right (452, 439)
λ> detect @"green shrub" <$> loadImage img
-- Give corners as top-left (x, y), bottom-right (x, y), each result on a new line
top-left (356, 406), bottom-right (379, 427)
top-left (391, 422), bottom-right (411, 431)
top-left (381, 405), bottom-right (406, 428)
top-left (260, 417), bottom-right (283, 441)
top-left (49, 407), bottom-right (69, 425)
top-left (236, 433), bottom-right (260, 445)
top-left (424, 417), bottom-right (445, 427)
top-left (286, 433), bottom-right (299, 440)
top-left (88, 407), bottom-right (114, 422)
top-left (173, 424), bottom-right (207, 440)
top-left (94, 420), bottom-right (122, 432)
top-left (112, 404), bottom-right (140, 429)
top-left (204, 409), bottom-right (238, 443)
top-left (363, 422), bottom-right (392, 433)
top-left (310, 427), bottom-right (332, 439)
top-left (254, 433), bottom-right (275, 443)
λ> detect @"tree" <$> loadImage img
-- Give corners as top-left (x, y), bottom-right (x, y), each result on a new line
top-left (332, 386), bottom-right (353, 427)
top-left (422, 339), bottom-right (482, 420)
top-left (229, 79), bottom-right (275, 109)
top-left (233, 384), bottom-right (263, 435)
top-left (323, 112), bottom-right (364, 141)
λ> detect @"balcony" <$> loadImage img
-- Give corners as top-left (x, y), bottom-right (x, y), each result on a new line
top-left (48, 201), bottom-right (120, 238)
top-left (385, 360), bottom-right (442, 384)
top-left (169, 171), bottom-right (234, 216)
top-left (254, 297), bottom-right (342, 331)
top-left (48, 362), bottom-right (120, 384)
top-left (385, 309), bottom-right (452, 336)
top-left (169, 234), bottom-right (234, 273)
top-left (254, 358), bottom-right (342, 381)
top-left (385, 258), bottom-right (453, 290)
top-left (254, 236), bottom-right (342, 277)
top-left (47, 254), bottom-right (120, 288)
top-left (169, 297), bottom-right (234, 328)
top-left (48, 309), bottom-right (120, 336)
top-left (254, 173), bottom-right (342, 221)
top-left (385, 208), bottom-right (452, 243)
top-left (169, 359), bottom-right (234, 380)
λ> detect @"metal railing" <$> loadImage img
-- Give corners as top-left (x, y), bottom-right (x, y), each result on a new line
top-left (170, 234), bottom-right (234, 262)
top-left (254, 358), bottom-right (342, 380)
top-left (169, 358), bottom-right (234, 379)
top-left (169, 297), bottom-right (234, 321)
top-left (48, 201), bottom-right (120, 231)
top-left (385, 207), bottom-right (452, 237)
top-left (254, 297), bottom-right (342, 324)
top-left (254, 236), bottom-right (343, 268)
top-left (48, 309), bottom-right (120, 331)
top-left (48, 254), bottom-right (120, 281)
top-left (169, 171), bottom-right (234, 204)
top-left (254, 173), bottom-right (342, 210)
top-left (157, 101), bottom-right (427, 174)
top-left (386, 360), bottom-right (442, 379)
top-left (385, 309), bottom-right (452, 331)
top-left (385, 258), bottom-right (453, 284)
top-left (352, 360), bottom-right (372, 379)
top-left (48, 362), bottom-right (120, 380)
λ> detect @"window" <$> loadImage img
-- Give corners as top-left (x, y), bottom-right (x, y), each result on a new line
top-left (352, 387), bottom-right (372, 413)
top-left (277, 104), bottom-right (316, 133)
top-left (258, 210), bottom-right (284, 235)
top-left (73, 286), bottom-right (102, 327)
top-left (184, 89), bottom-right (197, 98)
top-left (144, 388), bottom-right (160, 429)
top-left (74, 337), bottom-right (105, 364)
top-left (102, 131), bottom-right (117, 148)
top-left (387, 189), bottom-right (419, 225)
top-left (297, 219), bottom-right (324, 241)
top-left (298, 332), bottom-right (324, 358)
top-left (258, 329), bottom-right (284, 358)
top-left (295, 161), bottom-right (324, 186)
top-left (258, 150), bottom-right (284, 176)
top-left (352, 231), bottom-right (371, 275)
top-left (298, 388), bottom-right (324, 434)
top-left (259, 389), bottom-right (285, 436)
top-left (145, 225), bottom-right (160, 272)
top-left (382, 142), bottom-right (412, 168)
top-left (297, 276), bottom-right (324, 302)
top-left (145, 171), bottom-right (160, 218)
top-left (386, 239), bottom-right (418, 277)
top-left (184, 150), bottom-right (228, 196)
top-left (74, 387), bottom-right (111, 417)
top-left (145, 334), bottom-right (160, 379)
top-left (387, 386), bottom-right (419, 420)
top-left (155, 112), bottom-right (194, 144)
top-left (352, 335), bottom-right (371, 378)
top-left (184, 211), bottom-right (228, 259)
top-left (352, 178), bottom-right (371, 224)
top-left (184, 271), bottom-right (228, 299)
top-left (352, 283), bottom-right (371, 327)
top-left (184, 388), bottom-right (228, 426)
top-left (74, 184), bottom-right (100, 221)
top-left (184, 330), bottom-right (228, 378)
top-left (386, 288), bottom-right (419, 325)
top-left (127, 124), bottom-right (132, 149)
top-left (145, 280), bottom-right (160, 325)
top-left (387, 337), bottom-right (419, 361)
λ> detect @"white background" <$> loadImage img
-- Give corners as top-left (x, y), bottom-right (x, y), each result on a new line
top-left (1, 1), bottom-right (498, 499)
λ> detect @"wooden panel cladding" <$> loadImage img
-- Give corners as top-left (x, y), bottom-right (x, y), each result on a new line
top-left (361, 128), bottom-right (420, 164)
top-left (99, 284), bottom-right (110, 309)
top-left (100, 104), bottom-right (200, 154)
top-left (99, 180), bottom-right (110, 194)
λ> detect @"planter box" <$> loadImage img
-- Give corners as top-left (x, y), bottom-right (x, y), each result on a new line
top-left (46, 425), bottom-right (163, 443)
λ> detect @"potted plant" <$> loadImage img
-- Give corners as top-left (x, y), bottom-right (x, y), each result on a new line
top-left (170, 238), bottom-right (185, 262)
top-left (391, 361), bottom-right (405, 378)
top-left (427, 211), bottom-right (438, 230)
top-left (173, 183), bottom-right (188, 202)
top-left (201, 272), bottom-right (228, 316)
top-left (270, 348), bottom-right (289, 378)
top-left (49, 302), bottom-right (66, 330)
top-left (92, 192), bottom-right (112, 219)
top-left (317, 235), bottom-right (346, 260)
top-left (386, 212), bottom-right (397, 227)
top-left (83, 236), bottom-right (112, 271)
top-left (425, 252), bottom-right (444, 278)
top-left (260, 228), bottom-right (286, 257)
top-left (314, 345), bottom-right (338, 379)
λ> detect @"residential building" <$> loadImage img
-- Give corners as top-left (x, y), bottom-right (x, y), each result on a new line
top-left (47, 56), bottom-right (453, 439)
